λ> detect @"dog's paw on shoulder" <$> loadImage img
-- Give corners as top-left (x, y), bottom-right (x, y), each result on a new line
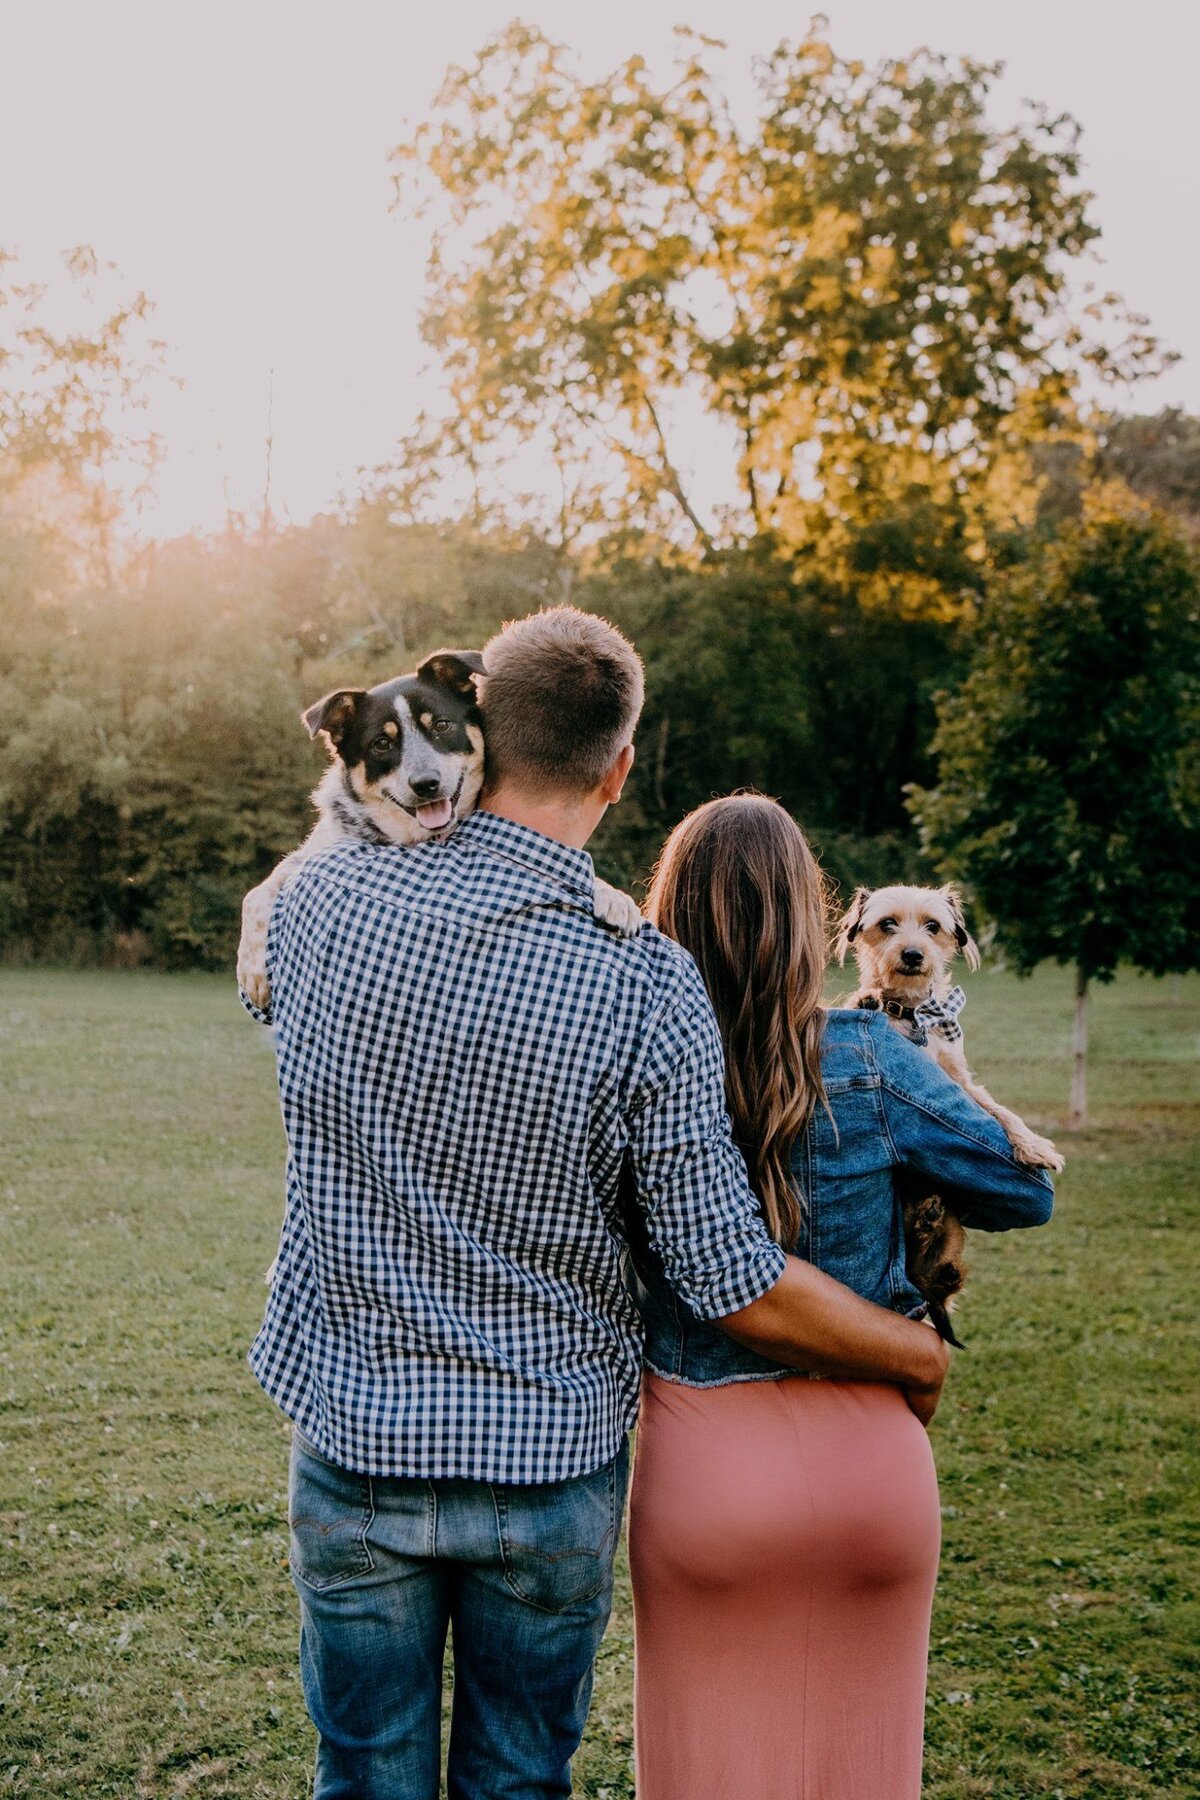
top-left (593, 879), bottom-right (643, 939)
top-left (1014, 1131), bottom-right (1065, 1174)
top-left (238, 963), bottom-right (273, 1011)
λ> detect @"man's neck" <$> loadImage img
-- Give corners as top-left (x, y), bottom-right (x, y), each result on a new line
top-left (481, 786), bottom-right (604, 850)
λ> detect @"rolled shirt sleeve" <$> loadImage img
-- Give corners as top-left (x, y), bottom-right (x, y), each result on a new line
top-left (238, 987), bottom-right (273, 1027)
top-left (624, 957), bottom-right (787, 1320)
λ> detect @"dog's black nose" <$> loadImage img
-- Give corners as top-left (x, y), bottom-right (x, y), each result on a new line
top-left (900, 948), bottom-right (925, 971)
top-left (410, 776), bottom-right (442, 800)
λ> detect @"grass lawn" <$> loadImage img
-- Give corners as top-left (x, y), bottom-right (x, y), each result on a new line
top-left (0, 964), bottom-right (1197, 1799)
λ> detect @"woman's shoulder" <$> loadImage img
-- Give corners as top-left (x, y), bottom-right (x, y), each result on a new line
top-left (817, 1004), bottom-right (884, 1079)
top-left (819, 1002), bottom-right (939, 1084)
top-left (826, 1000), bottom-right (967, 1103)
top-left (820, 1002), bottom-right (871, 1037)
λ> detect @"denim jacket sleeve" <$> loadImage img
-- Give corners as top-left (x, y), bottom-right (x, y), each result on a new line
top-left (868, 1013), bottom-right (1054, 1230)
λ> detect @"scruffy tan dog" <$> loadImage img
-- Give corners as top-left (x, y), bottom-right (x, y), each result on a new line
top-left (835, 883), bottom-right (1064, 1342)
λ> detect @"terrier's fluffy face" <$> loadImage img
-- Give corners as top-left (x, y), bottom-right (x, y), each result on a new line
top-left (835, 884), bottom-right (980, 999)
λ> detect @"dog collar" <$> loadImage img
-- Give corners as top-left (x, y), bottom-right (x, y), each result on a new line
top-left (859, 987), bottom-right (967, 1047)
top-left (857, 995), bottom-right (916, 1022)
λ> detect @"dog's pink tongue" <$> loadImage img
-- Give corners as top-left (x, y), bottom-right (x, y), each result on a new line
top-left (416, 797), bottom-right (453, 830)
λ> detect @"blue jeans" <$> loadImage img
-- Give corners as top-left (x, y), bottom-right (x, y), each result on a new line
top-left (288, 1428), bottom-right (631, 1800)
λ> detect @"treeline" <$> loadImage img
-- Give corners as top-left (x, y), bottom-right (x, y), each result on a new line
top-left (0, 509), bottom-right (954, 968)
top-left (3, 22), bottom-right (1199, 973)
top-left (3, 409), bottom-right (1197, 973)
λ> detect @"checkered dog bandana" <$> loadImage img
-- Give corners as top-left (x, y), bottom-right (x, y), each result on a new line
top-left (911, 984), bottom-right (967, 1047)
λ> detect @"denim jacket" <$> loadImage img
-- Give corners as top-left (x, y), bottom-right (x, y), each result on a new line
top-left (627, 1005), bottom-right (1055, 1386)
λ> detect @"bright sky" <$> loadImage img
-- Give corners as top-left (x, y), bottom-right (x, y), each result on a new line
top-left (5, 0), bottom-right (1198, 539)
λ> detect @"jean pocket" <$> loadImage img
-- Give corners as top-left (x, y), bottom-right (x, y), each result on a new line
top-left (494, 1443), bottom-right (627, 1615)
top-left (289, 1430), bottom-right (375, 1593)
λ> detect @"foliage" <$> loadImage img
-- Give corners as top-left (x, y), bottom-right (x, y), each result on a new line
top-left (2, 964), bottom-right (1196, 1798)
top-left (393, 21), bottom-right (1167, 611)
top-left (1097, 409), bottom-right (1200, 535)
top-left (0, 533), bottom-right (312, 967)
top-left (1025, 409), bottom-right (1200, 539)
top-left (590, 550), bottom-right (952, 891)
top-left (0, 511), bottom-right (953, 966)
top-left (7, 483), bottom-right (1197, 973)
top-left (909, 502), bottom-right (1200, 983)
top-left (0, 246), bottom-right (166, 583)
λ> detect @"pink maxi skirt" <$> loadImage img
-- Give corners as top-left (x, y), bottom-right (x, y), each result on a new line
top-left (630, 1373), bottom-right (941, 1800)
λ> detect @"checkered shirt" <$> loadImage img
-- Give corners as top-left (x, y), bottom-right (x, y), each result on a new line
top-left (240, 809), bottom-right (786, 1482)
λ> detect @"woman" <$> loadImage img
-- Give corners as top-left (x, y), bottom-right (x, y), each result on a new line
top-left (628, 796), bottom-right (1054, 1800)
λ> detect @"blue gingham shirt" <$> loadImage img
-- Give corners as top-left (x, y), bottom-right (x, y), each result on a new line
top-left (241, 809), bottom-right (786, 1483)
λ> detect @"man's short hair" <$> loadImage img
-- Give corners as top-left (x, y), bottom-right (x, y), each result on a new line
top-left (481, 606), bottom-right (645, 797)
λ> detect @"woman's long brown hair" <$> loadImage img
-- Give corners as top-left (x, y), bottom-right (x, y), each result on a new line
top-left (646, 794), bottom-right (830, 1248)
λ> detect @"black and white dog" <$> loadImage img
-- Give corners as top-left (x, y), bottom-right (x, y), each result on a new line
top-left (237, 649), bottom-right (640, 1008)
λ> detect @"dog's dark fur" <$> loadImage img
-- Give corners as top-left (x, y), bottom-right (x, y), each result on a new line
top-left (237, 651), bottom-right (487, 1007)
top-left (237, 648), bottom-right (641, 1010)
top-left (302, 651), bottom-right (488, 848)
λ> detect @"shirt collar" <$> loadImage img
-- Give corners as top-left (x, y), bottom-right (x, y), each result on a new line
top-left (457, 808), bottom-right (596, 903)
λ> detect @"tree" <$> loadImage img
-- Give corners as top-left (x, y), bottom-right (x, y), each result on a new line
top-left (908, 502), bottom-right (1200, 1125)
top-left (393, 21), bottom-right (1166, 608)
top-left (586, 550), bottom-right (952, 869)
top-left (0, 500), bottom-right (954, 965)
top-left (0, 510), bottom-right (579, 966)
top-left (1024, 408), bottom-right (1200, 539)
top-left (1096, 410), bottom-right (1200, 536)
top-left (0, 245), bottom-right (166, 584)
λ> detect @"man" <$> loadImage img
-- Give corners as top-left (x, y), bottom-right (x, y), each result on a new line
top-left (242, 607), bottom-right (947, 1800)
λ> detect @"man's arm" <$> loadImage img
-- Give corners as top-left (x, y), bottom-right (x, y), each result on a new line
top-left (624, 953), bottom-right (949, 1416)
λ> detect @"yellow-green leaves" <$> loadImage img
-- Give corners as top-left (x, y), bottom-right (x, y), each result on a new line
top-left (391, 23), bottom-right (1168, 606)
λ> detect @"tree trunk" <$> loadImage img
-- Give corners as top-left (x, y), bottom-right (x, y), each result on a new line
top-left (1069, 966), bottom-right (1088, 1128)
top-left (654, 714), bottom-right (670, 814)
top-left (743, 427), bottom-right (763, 532)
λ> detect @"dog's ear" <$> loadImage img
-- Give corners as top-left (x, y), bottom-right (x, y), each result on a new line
top-left (417, 649), bottom-right (486, 699)
top-left (941, 884), bottom-right (981, 970)
top-left (834, 887), bottom-right (871, 965)
top-left (302, 688), bottom-right (367, 749)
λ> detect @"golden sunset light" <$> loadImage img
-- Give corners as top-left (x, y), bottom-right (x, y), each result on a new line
top-left (3, 6), bottom-right (1197, 1797)
top-left (5, 0), bottom-right (1197, 540)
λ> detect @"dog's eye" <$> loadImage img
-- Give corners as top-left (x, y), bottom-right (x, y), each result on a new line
top-left (878, 918), bottom-right (898, 933)
top-left (369, 734), bottom-right (394, 756)
top-left (432, 718), bottom-right (451, 735)
top-left (925, 920), bottom-right (942, 935)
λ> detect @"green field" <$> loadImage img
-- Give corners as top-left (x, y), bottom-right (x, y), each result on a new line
top-left (0, 966), bottom-right (1196, 1799)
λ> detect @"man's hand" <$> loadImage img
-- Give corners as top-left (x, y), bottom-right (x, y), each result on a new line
top-left (903, 1328), bottom-right (950, 1428)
